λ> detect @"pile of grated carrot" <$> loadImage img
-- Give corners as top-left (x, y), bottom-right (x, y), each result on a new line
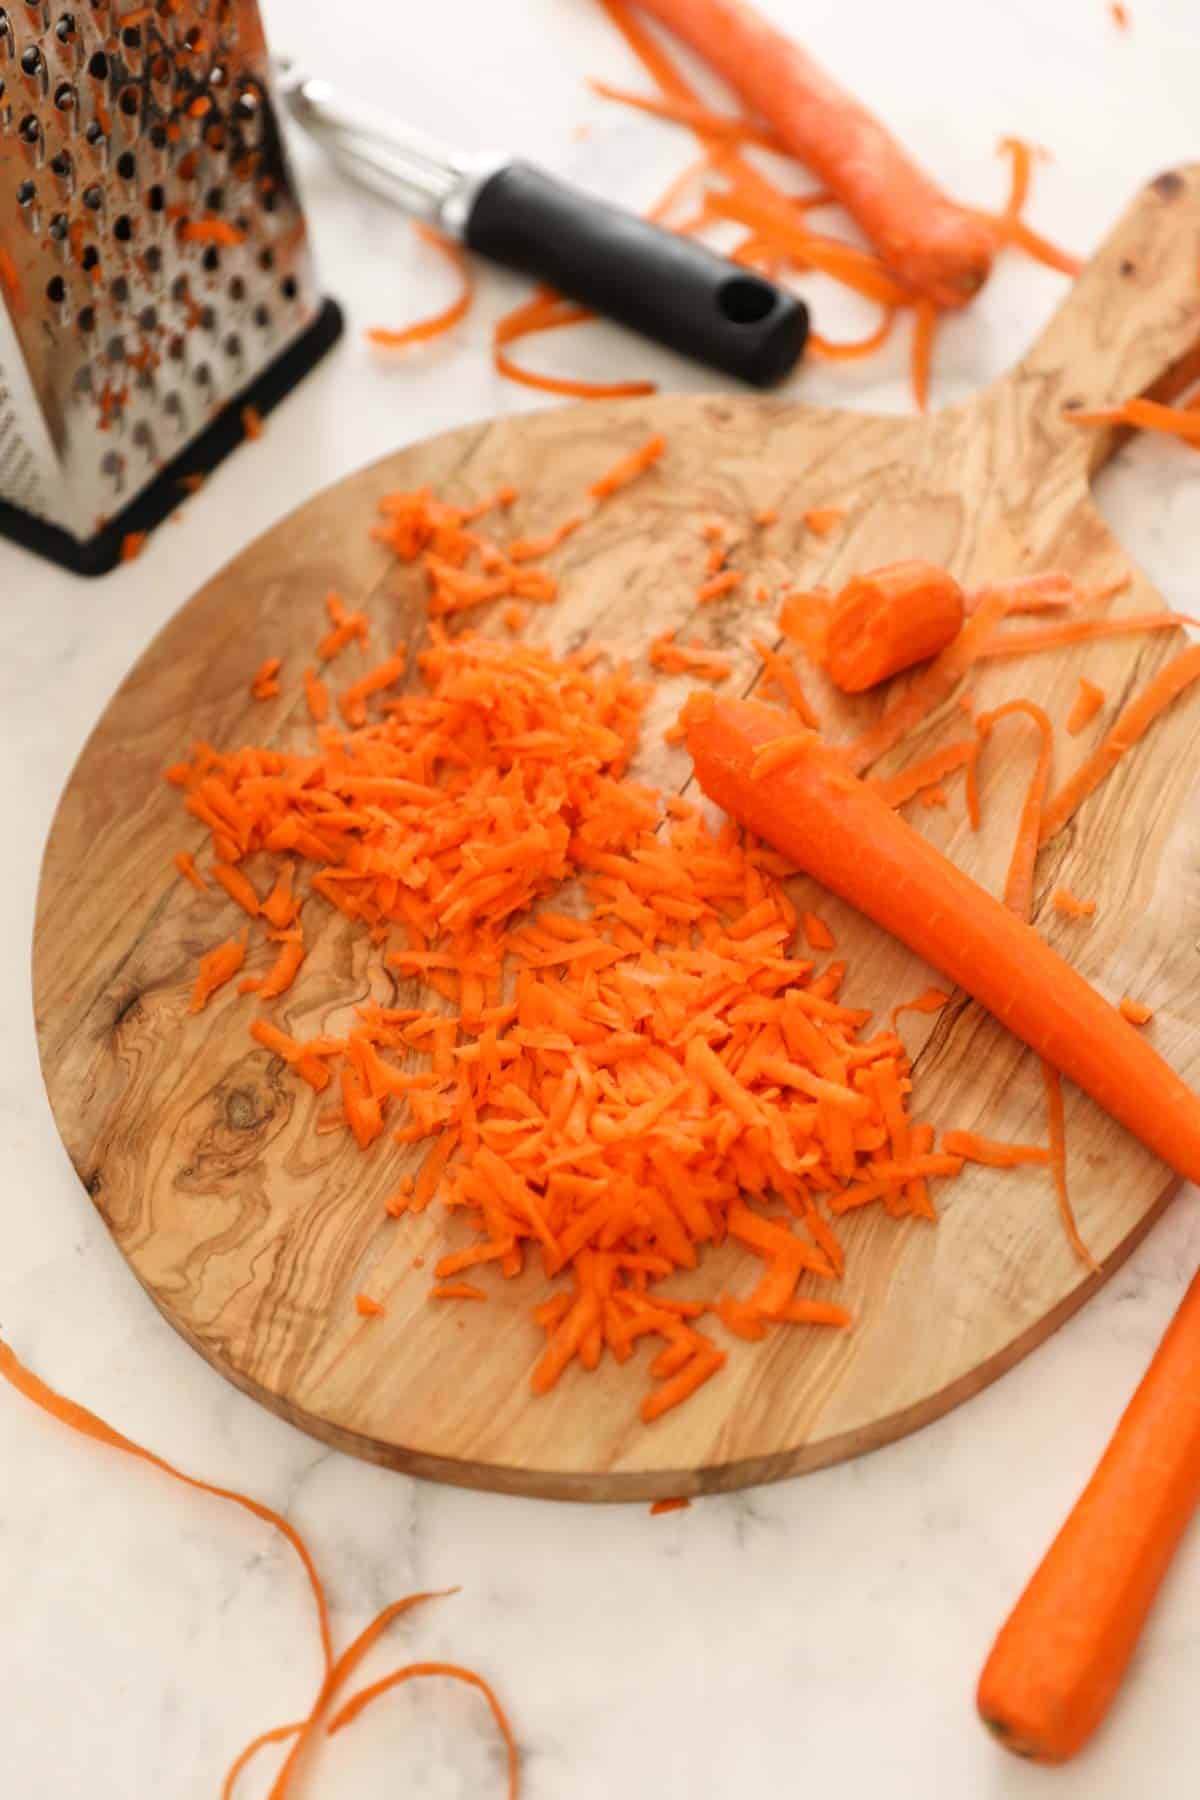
top-left (165, 439), bottom-right (1001, 1427)
top-left (170, 433), bottom-right (1196, 1421)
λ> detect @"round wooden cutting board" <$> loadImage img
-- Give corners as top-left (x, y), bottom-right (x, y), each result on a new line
top-left (33, 168), bottom-right (1200, 1500)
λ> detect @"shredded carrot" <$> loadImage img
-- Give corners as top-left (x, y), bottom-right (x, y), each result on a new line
top-left (1119, 997), bottom-right (1153, 1025)
top-left (211, 862), bottom-right (261, 917)
top-left (250, 655), bottom-right (281, 701)
top-left (1043, 1062), bottom-right (1100, 1272)
top-left (979, 613), bottom-right (1188, 661)
top-left (803, 506), bottom-right (844, 537)
top-left (809, 311), bottom-right (895, 362)
top-left (355, 1293), bottom-right (386, 1318)
top-left (432, 1281), bottom-right (487, 1300)
top-left (589, 433), bottom-right (667, 498)
top-left (175, 849), bottom-right (208, 892)
top-left (975, 699), bottom-right (1054, 922)
top-left (241, 404), bottom-right (264, 442)
top-left (872, 740), bottom-right (977, 808)
top-left (121, 530), bottom-right (147, 562)
top-left (1053, 888), bottom-right (1097, 921)
top-left (1064, 397), bottom-right (1200, 443)
top-left (891, 987), bottom-right (951, 1028)
top-left (368, 225), bottom-right (474, 350)
top-left (696, 569), bottom-right (743, 604)
top-left (303, 665), bottom-right (329, 724)
top-left (649, 1496), bottom-right (692, 1515)
top-left (649, 630), bottom-right (732, 682)
top-left (180, 216), bottom-right (244, 247)
top-left (802, 911), bottom-right (835, 951)
top-left (752, 638), bottom-right (818, 727)
top-left (942, 1131), bottom-right (1050, 1168)
top-left (189, 932), bottom-right (246, 1012)
top-left (1040, 644), bottom-right (1200, 844)
top-left (589, 77), bottom-right (788, 152)
top-left (910, 300), bottom-right (938, 412)
top-left (1067, 676), bottom-right (1106, 735)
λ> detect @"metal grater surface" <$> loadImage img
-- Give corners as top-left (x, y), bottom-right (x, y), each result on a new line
top-left (0, 0), bottom-right (328, 550)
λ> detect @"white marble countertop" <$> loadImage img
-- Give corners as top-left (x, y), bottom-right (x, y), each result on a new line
top-left (5, 1), bottom-right (1200, 1794)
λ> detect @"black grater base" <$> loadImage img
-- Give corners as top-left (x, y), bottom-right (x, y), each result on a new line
top-left (0, 298), bottom-right (344, 580)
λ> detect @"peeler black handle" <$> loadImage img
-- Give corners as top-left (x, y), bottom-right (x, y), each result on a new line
top-left (465, 161), bottom-right (808, 389)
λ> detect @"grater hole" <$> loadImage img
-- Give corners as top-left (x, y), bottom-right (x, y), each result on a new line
top-left (115, 149), bottom-right (135, 180)
top-left (147, 182), bottom-right (164, 211)
top-left (80, 243), bottom-right (98, 272)
top-left (72, 365), bottom-right (91, 393)
top-left (82, 182), bottom-right (101, 211)
top-left (280, 275), bottom-right (298, 302)
top-left (16, 176), bottom-right (35, 205)
top-left (49, 148), bottom-right (72, 180)
top-left (227, 274), bottom-right (244, 301)
top-left (83, 119), bottom-right (103, 150)
top-left (223, 330), bottom-right (240, 358)
top-left (147, 120), bottom-right (166, 151)
top-left (252, 302), bottom-right (269, 329)
top-left (55, 12), bottom-right (77, 47)
top-left (53, 78), bottom-right (74, 111)
top-left (77, 302), bottom-right (95, 331)
top-left (111, 273), bottom-right (128, 303)
top-left (45, 273), bottom-right (65, 302)
top-left (164, 391), bottom-right (183, 417)
top-left (106, 333), bottom-right (124, 361)
top-left (87, 49), bottom-right (107, 80)
top-left (137, 303), bottom-right (156, 329)
top-left (113, 213), bottom-right (132, 242)
top-left (256, 246), bottom-right (273, 272)
top-left (166, 331), bottom-right (184, 360)
top-left (204, 184), bottom-right (223, 211)
top-left (149, 52), bottom-right (169, 84)
top-left (18, 112), bottom-right (42, 154)
top-left (193, 361), bottom-right (211, 388)
top-left (118, 84), bottom-right (138, 117)
top-left (143, 243), bottom-right (161, 272)
top-left (48, 209), bottom-right (68, 241)
top-left (120, 24), bottom-right (141, 50)
top-left (204, 122), bottom-right (226, 153)
top-left (20, 44), bottom-right (44, 79)
top-left (201, 245), bottom-right (219, 273)
top-left (198, 303), bottom-right (215, 332)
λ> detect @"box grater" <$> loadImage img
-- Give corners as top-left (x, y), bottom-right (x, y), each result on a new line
top-left (0, 0), bottom-right (341, 575)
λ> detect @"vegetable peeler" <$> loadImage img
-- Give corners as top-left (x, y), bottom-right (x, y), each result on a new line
top-left (276, 63), bottom-right (808, 389)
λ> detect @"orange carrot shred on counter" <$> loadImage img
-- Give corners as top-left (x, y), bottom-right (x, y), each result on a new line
top-left (825, 561), bottom-right (964, 695)
top-left (802, 910), bottom-right (835, 951)
top-left (121, 530), bottom-right (147, 562)
top-left (1067, 675), bottom-right (1106, 734)
top-left (432, 1281), bottom-right (487, 1301)
top-left (211, 861), bottom-right (261, 917)
top-left (241, 404), bottom-right (264, 442)
top-left (650, 1496), bottom-right (691, 1515)
top-left (1053, 888), bottom-right (1096, 921)
top-left (589, 433), bottom-right (667, 498)
top-left (367, 225), bottom-right (474, 351)
top-left (803, 506), bottom-right (844, 537)
top-left (493, 287), bottom-right (656, 399)
top-left (1064, 396), bottom-right (1200, 443)
top-left (355, 1294), bottom-right (386, 1318)
top-left (696, 569), bottom-right (743, 604)
top-left (1119, 997), bottom-right (1153, 1025)
top-left (1041, 644), bottom-right (1200, 844)
top-left (189, 932), bottom-right (246, 1012)
top-left (752, 637), bottom-right (819, 727)
top-left (303, 665), bottom-right (329, 723)
top-left (175, 849), bottom-right (208, 891)
top-left (891, 987), bottom-right (951, 1028)
top-left (942, 1131), bottom-right (1050, 1168)
top-left (250, 655), bottom-right (281, 701)
top-left (649, 630), bottom-right (732, 682)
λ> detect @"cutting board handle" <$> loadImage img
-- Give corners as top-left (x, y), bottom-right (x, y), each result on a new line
top-left (1005, 164), bottom-right (1200, 476)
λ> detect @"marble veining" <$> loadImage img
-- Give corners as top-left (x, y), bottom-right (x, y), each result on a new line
top-left (3, 1), bottom-right (1200, 1794)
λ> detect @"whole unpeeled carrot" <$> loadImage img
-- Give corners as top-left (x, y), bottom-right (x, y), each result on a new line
top-left (684, 695), bottom-right (1200, 1183)
top-left (628, 0), bottom-right (995, 305)
top-left (978, 1266), bottom-right (1200, 1760)
top-left (824, 561), bottom-right (964, 694)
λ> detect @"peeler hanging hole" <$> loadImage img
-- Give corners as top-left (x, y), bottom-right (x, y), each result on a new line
top-left (716, 274), bottom-right (777, 327)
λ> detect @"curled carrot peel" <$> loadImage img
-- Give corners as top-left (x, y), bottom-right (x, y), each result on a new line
top-left (974, 699), bottom-right (1054, 923)
top-left (367, 225), bottom-right (474, 351)
top-left (824, 561), bottom-right (964, 694)
top-left (942, 1132), bottom-right (1049, 1168)
top-left (910, 300), bottom-right (938, 413)
top-left (1040, 644), bottom-right (1200, 845)
top-left (1063, 396), bottom-right (1200, 442)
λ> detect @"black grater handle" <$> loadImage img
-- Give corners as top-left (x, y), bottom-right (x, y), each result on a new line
top-left (464, 161), bottom-right (808, 388)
